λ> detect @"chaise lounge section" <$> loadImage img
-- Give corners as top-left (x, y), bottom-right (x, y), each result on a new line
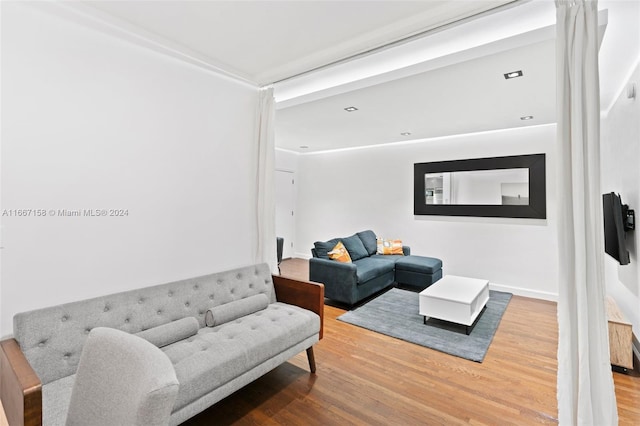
top-left (395, 255), bottom-right (443, 289)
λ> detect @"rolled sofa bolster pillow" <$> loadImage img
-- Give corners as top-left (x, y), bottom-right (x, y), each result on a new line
top-left (136, 317), bottom-right (199, 348)
top-left (205, 293), bottom-right (269, 327)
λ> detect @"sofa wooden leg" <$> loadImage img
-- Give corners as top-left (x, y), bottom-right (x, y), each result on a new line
top-left (306, 347), bottom-right (316, 374)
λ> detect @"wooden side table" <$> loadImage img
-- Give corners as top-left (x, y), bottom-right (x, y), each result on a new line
top-left (606, 295), bottom-right (633, 370)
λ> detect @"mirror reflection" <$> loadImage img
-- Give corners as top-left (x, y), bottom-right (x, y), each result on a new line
top-left (424, 168), bottom-right (529, 205)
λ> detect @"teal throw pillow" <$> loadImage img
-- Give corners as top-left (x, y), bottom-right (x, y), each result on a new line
top-left (314, 238), bottom-right (341, 259)
top-left (342, 234), bottom-right (369, 261)
top-left (357, 230), bottom-right (378, 256)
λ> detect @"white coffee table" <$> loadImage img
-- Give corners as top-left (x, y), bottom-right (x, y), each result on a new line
top-left (419, 275), bottom-right (490, 334)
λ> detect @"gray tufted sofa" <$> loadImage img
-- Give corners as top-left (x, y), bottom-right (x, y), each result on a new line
top-left (0, 263), bottom-right (324, 426)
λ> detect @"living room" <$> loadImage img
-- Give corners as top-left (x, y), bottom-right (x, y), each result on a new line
top-left (1, 0), bottom-right (639, 425)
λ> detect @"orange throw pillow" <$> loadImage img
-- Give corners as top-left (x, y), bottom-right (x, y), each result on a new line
top-left (328, 241), bottom-right (352, 263)
top-left (376, 238), bottom-right (404, 255)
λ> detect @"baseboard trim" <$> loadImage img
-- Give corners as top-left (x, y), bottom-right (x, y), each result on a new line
top-left (289, 255), bottom-right (558, 302)
top-left (489, 283), bottom-right (558, 302)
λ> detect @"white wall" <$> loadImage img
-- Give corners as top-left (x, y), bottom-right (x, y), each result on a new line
top-left (275, 148), bottom-right (299, 173)
top-left (601, 61), bottom-right (640, 343)
top-left (275, 149), bottom-right (300, 256)
top-left (0, 3), bottom-right (259, 337)
top-left (294, 124), bottom-right (559, 300)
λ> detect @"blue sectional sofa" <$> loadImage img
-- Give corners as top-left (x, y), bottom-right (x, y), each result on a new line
top-left (309, 230), bottom-right (408, 305)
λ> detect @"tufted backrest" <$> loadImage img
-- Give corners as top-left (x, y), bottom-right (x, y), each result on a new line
top-left (13, 263), bottom-right (275, 385)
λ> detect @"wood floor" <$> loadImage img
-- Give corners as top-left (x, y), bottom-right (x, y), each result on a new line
top-left (184, 258), bottom-right (640, 425)
top-left (2, 258), bottom-right (638, 425)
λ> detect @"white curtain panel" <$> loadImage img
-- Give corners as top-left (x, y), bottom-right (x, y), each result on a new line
top-left (555, 1), bottom-right (618, 424)
top-left (255, 86), bottom-right (277, 273)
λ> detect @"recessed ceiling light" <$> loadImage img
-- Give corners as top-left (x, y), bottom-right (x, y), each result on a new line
top-left (504, 70), bottom-right (523, 79)
top-left (344, 106), bottom-right (358, 112)
top-left (520, 115), bottom-right (534, 120)
top-left (400, 132), bottom-right (412, 136)
top-left (299, 145), bottom-right (309, 149)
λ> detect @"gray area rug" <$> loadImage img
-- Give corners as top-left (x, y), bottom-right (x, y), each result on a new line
top-left (337, 288), bottom-right (512, 362)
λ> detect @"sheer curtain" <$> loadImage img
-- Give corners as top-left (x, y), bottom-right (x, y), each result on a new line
top-left (255, 86), bottom-right (277, 273)
top-left (555, 1), bottom-right (618, 424)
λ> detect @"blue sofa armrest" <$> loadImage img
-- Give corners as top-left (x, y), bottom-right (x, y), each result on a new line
top-left (309, 258), bottom-right (357, 285)
top-left (403, 246), bottom-right (411, 256)
top-left (309, 257), bottom-right (358, 303)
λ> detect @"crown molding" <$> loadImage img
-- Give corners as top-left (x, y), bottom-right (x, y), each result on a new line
top-left (29, 1), bottom-right (259, 89)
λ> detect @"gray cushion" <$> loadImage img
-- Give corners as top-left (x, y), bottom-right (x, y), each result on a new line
top-left (136, 317), bottom-right (199, 348)
top-left (356, 230), bottom-right (378, 256)
top-left (42, 374), bottom-right (75, 426)
top-left (395, 255), bottom-right (443, 274)
top-left (353, 257), bottom-right (395, 284)
top-left (165, 302), bottom-right (320, 411)
top-left (313, 239), bottom-right (341, 259)
top-left (13, 263), bottom-right (275, 385)
top-left (370, 254), bottom-right (406, 262)
top-left (66, 327), bottom-right (179, 426)
top-left (342, 234), bottom-right (369, 261)
top-left (205, 293), bottom-right (269, 327)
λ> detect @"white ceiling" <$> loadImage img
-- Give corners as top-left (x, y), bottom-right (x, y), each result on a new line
top-left (276, 37), bottom-right (556, 152)
top-left (84, 0), bottom-right (515, 85)
top-left (65, 0), bottom-right (638, 154)
top-left (275, 0), bottom-right (639, 153)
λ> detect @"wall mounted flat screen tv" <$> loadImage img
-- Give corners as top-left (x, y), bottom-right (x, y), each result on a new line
top-left (602, 192), bottom-right (631, 265)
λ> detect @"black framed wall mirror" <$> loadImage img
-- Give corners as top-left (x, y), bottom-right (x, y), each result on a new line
top-left (414, 154), bottom-right (546, 219)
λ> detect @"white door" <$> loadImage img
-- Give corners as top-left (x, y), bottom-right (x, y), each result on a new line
top-left (275, 170), bottom-right (295, 259)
